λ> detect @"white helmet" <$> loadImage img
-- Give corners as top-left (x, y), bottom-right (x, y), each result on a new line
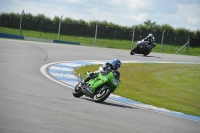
top-left (148, 34), bottom-right (153, 38)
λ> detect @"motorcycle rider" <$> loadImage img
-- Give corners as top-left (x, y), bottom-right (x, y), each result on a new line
top-left (142, 33), bottom-right (156, 49)
top-left (82, 58), bottom-right (121, 84)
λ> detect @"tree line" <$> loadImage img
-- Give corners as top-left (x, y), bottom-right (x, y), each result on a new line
top-left (0, 12), bottom-right (199, 47)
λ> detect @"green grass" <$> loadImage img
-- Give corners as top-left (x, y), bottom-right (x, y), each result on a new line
top-left (74, 63), bottom-right (200, 116)
top-left (1, 27), bottom-right (200, 56)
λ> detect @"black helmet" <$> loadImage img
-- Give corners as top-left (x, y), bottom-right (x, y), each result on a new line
top-left (111, 59), bottom-right (121, 70)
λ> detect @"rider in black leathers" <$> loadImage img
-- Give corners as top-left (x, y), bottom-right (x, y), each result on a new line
top-left (142, 34), bottom-right (156, 49)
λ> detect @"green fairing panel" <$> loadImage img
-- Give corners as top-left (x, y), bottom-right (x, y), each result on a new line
top-left (87, 72), bottom-right (119, 92)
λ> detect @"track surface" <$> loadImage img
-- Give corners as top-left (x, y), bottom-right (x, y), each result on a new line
top-left (0, 38), bottom-right (200, 133)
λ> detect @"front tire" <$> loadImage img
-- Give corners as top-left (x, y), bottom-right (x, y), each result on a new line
top-left (130, 48), bottom-right (136, 55)
top-left (72, 83), bottom-right (84, 98)
top-left (93, 87), bottom-right (111, 103)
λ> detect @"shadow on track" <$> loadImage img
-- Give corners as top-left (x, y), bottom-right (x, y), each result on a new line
top-left (131, 54), bottom-right (162, 58)
top-left (101, 101), bottom-right (138, 109)
top-left (81, 98), bottom-right (137, 109)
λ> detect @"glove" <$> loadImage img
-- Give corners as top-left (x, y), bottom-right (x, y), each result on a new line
top-left (89, 72), bottom-right (98, 78)
top-left (89, 72), bottom-right (95, 77)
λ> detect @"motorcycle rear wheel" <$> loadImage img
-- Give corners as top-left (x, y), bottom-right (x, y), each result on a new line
top-left (72, 83), bottom-right (84, 98)
top-left (143, 49), bottom-right (151, 56)
top-left (93, 87), bottom-right (111, 103)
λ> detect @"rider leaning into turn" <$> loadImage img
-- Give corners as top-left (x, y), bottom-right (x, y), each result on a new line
top-left (82, 58), bottom-right (121, 84)
top-left (142, 34), bottom-right (156, 49)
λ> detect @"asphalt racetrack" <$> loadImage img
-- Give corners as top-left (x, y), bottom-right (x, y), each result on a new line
top-left (0, 38), bottom-right (200, 133)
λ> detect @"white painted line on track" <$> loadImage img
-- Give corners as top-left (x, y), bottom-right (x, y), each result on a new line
top-left (40, 60), bottom-right (200, 122)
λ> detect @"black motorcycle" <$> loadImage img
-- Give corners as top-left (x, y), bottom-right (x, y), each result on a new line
top-left (130, 40), bottom-right (155, 56)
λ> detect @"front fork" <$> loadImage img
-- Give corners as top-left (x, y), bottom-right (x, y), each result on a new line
top-left (81, 82), bottom-right (94, 98)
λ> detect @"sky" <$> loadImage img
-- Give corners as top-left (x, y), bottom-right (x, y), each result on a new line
top-left (0, 0), bottom-right (200, 31)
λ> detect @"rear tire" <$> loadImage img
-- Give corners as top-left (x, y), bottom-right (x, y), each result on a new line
top-left (93, 87), bottom-right (111, 103)
top-left (143, 49), bottom-right (151, 56)
top-left (72, 83), bottom-right (84, 98)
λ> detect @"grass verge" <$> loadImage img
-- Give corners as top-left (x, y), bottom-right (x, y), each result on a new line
top-left (74, 63), bottom-right (200, 116)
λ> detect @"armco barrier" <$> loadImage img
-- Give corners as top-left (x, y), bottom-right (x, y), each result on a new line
top-left (53, 40), bottom-right (80, 45)
top-left (24, 37), bottom-right (53, 43)
top-left (0, 33), bottom-right (80, 45)
top-left (0, 33), bottom-right (24, 40)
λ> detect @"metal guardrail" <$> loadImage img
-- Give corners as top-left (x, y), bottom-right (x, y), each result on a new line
top-left (0, 33), bottom-right (80, 45)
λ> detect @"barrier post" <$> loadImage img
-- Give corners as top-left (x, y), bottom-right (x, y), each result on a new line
top-left (58, 15), bottom-right (63, 40)
top-left (160, 29), bottom-right (166, 52)
top-left (131, 26), bottom-right (136, 50)
top-left (94, 21), bottom-right (98, 46)
top-left (19, 10), bottom-right (24, 36)
top-left (186, 33), bottom-right (190, 53)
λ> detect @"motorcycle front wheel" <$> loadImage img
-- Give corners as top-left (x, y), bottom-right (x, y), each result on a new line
top-left (93, 87), bottom-right (111, 103)
top-left (130, 48), bottom-right (136, 55)
top-left (72, 83), bottom-right (84, 98)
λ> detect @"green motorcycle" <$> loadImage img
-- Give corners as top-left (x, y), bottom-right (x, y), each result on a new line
top-left (72, 70), bottom-right (120, 103)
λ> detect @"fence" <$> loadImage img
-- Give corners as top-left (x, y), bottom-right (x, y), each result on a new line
top-left (58, 25), bottom-right (189, 54)
top-left (0, 21), bottom-right (189, 54)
